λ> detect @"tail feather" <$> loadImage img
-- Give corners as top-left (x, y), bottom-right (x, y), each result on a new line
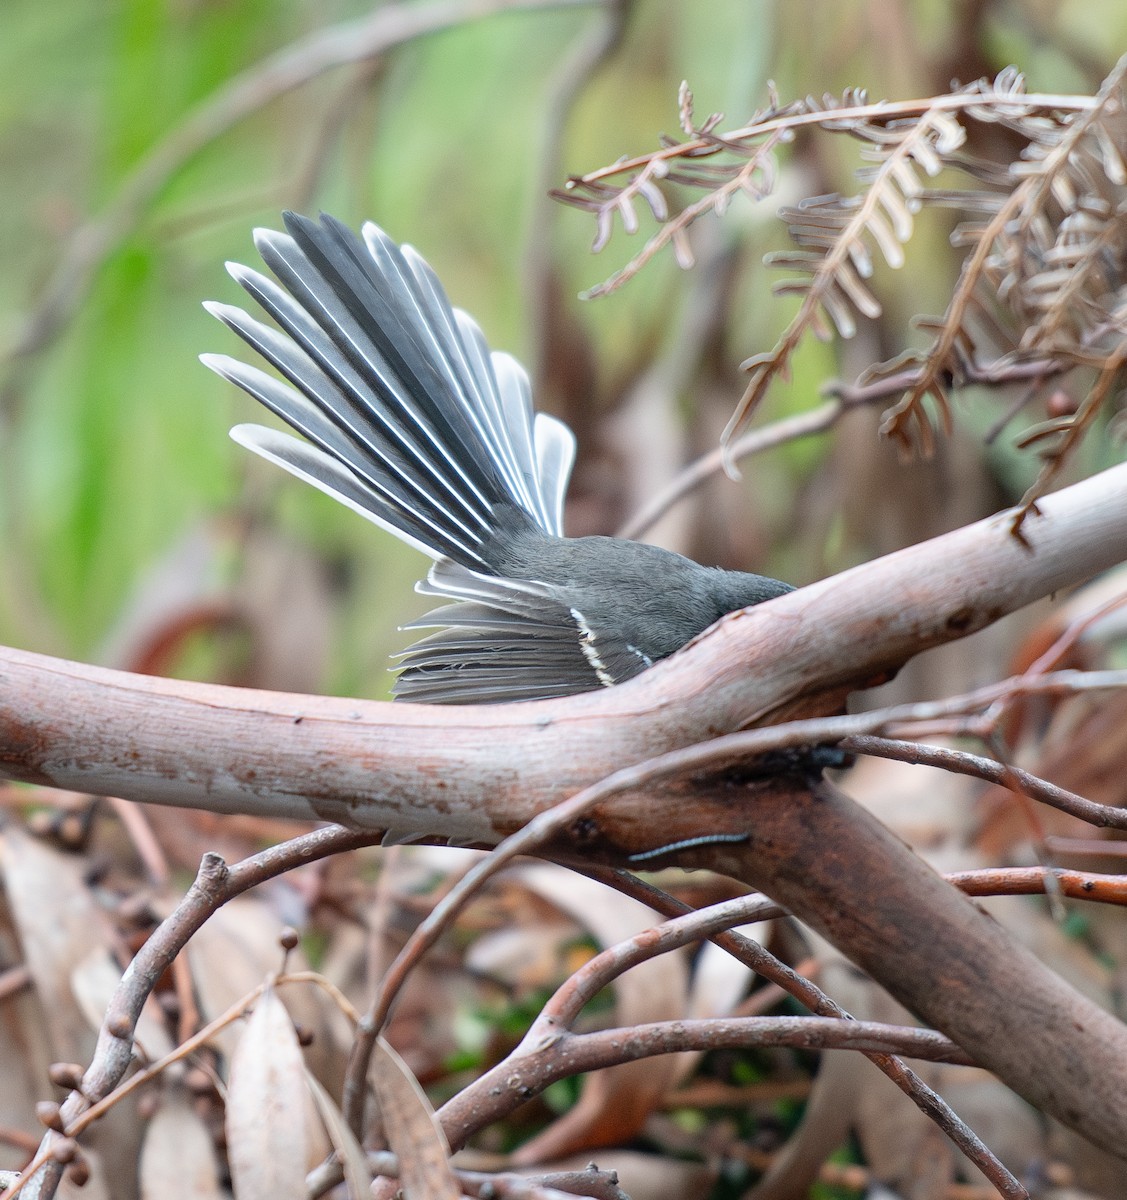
top-left (209, 266), bottom-right (500, 536)
top-left (229, 423), bottom-right (483, 564)
top-left (487, 347), bottom-right (551, 528)
top-left (203, 212), bottom-right (576, 569)
top-left (532, 408), bottom-right (576, 535)
top-left (255, 220), bottom-right (507, 516)
top-left (389, 560), bottom-right (603, 702)
top-left (202, 301), bottom-right (493, 559)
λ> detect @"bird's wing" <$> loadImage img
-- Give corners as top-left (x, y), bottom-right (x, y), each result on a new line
top-left (393, 561), bottom-right (653, 703)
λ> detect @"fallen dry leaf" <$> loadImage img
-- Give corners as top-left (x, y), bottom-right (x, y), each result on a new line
top-left (226, 984), bottom-right (309, 1200)
top-left (370, 1035), bottom-right (459, 1200)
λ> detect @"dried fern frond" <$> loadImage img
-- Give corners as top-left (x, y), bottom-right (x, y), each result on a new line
top-left (552, 83), bottom-right (795, 298)
top-left (1020, 199), bottom-right (1127, 347)
top-left (555, 57), bottom-right (1127, 517)
top-left (728, 104), bottom-right (966, 442)
top-left (877, 53), bottom-right (1127, 496)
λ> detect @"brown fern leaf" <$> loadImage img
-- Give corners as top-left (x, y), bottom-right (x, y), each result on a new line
top-left (883, 55), bottom-right (1127, 461)
top-left (725, 106), bottom-right (965, 443)
top-left (1009, 348), bottom-right (1127, 532)
top-left (551, 84), bottom-right (806, 299)
top-left (1020, 198), bottom-right (1127, 349)
top-left (555, 64), bottom-right (1127, 489)
top-left (575, 130), bottom-right (785, 300)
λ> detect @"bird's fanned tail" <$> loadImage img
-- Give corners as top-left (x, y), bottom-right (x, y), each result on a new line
top-left (203, 212), bottom-right (593, 701)
top-left (202, 212), bottom-right (575, 570)
top-left (204, 212), bottom-right (794, 706)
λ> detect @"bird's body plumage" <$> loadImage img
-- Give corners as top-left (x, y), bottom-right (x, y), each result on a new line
top-left (203, 213), bottom-right (792, 703)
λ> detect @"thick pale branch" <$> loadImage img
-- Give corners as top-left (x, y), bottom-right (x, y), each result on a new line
top-left (2, 461), bottom-right (1127, 844)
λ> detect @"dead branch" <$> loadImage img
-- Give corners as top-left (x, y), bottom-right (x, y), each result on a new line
top-left (557, 61), bottom-right (1127, 508)
top-left (12, 828), bottom-right (378, 1200)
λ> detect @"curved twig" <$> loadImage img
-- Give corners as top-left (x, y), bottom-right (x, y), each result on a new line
top-left (14, 826), bottom-right (379, 1199)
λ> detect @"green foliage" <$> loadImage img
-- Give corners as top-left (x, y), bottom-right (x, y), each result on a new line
top-left (4, 0), bottom-right (1124, 696)
top-left (3, 0), bottom-right (792, 680)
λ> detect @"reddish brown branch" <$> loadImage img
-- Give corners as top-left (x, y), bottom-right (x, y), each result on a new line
top-left (950, 866), bottom-right (1127, 904)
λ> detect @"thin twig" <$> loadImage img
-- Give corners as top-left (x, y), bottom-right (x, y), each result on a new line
top-left (615, 399), bottom-right (843, 541)
top-left (950, 866), bottom-right (1127, 904)
top-left (14, 825), bottom-right (379, 1200)
top-left (617, 349), bottom-right (1076, 542)
top-left (340, 666), bottom-right (1127, 1138)
top-left (577, 868), bottom-right (1016, 1192)
top-left (846, 735), bottom-right (1127, 829)
top-left (564, 90), bottom-right (1099, 195)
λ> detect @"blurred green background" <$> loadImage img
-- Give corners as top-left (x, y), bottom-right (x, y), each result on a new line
top-left (2, 0), bottom-right (1125, 700)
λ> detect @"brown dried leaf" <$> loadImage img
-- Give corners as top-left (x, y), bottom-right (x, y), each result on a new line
top-left (186, 899), bottom-right (288, 1063)
top-left (0, 863), bottom-right (56, 1164)
top-left (226, 985), bottom-right (308, 1200)
top-left (303, 1067), bottom-right (372, 1200)
top-left (370, 1035), bottom-right (459, 1200)
top-left (55, 1146), bottom-right (112, 1200)
top-left (0, 828), bottom-right (110, 1062)
top-left (186, 896), bottom-right (348, 1090)
top-left (139, 1088), bottom-right (223, 1200)
top-left (70, 947), bottom-right (173, 1064)
top-left (853, 984), bottom-right (1045, 1191)
top-left (508, 866), bottom-right (688, 1162)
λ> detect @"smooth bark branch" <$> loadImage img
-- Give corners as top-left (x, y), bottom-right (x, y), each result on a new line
top-left (1, 461), bottom-right (1126, 843)
top-left (3, 462), bottom-right (1127, 1163)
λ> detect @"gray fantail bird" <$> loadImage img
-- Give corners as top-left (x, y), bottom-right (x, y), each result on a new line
top-left (201, 212), bottom-right (794, 704)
